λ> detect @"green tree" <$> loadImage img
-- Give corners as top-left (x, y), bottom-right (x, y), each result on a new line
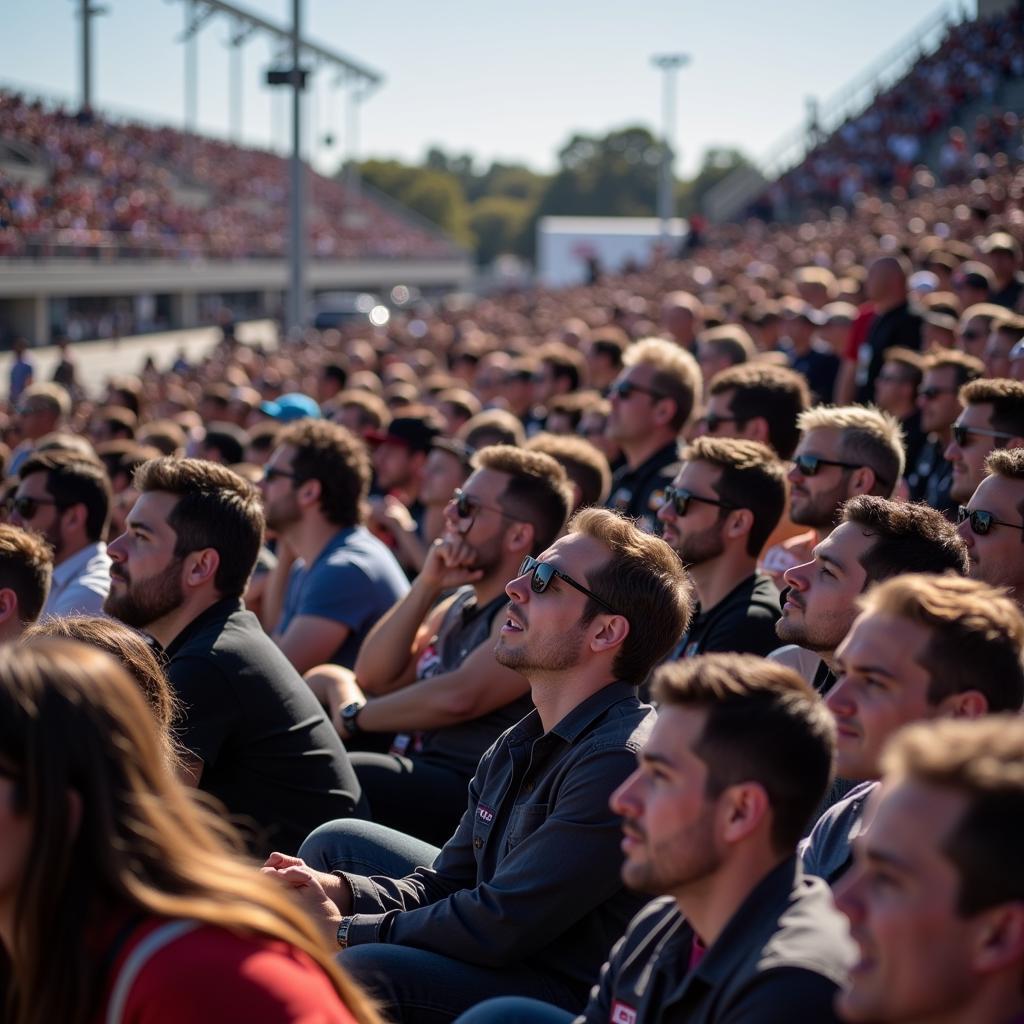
top-left (680, 147), bottom-right (754, 216)
top-left (468, 195), bottom-right (533, 265)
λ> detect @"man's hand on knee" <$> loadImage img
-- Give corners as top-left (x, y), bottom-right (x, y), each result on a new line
top-left (263, 852), bottom-right (353, 911)
top-left (262, 853), bottom-right (352, 946)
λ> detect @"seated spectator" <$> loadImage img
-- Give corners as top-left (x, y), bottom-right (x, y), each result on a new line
top-left (576, 397), bottom-right (621, 469)
top-left (957, 447), bottom-right (1024, 605)
top-left (583, 330), bottom-right (628, 392)
top-left (199, 423), bottom-right (247, 466)
top-left (956, 302), bottom-right (1007, 360)
top-left (982, 312), bottom-right (1024, 379)
top-left (458, 408), bottom-right (526, 450)
top-left (804, 573), bottom-right (1024, 883)
top-left (260, 420), bottom-right (409, 673)
top-left (658, 437), bottom-right (785, 658)
top-left (0, 639), bottom-right (379, 1024)
top-left (10, 450), bottom-right (112, 617)
top-left (982, 230), bottom-right (1024, 309)
top-left (526, 433), bottom-right (612, 511)
top-left (264, 508), bottom-right (693, 1022)
top-left (544, 391), bottom-right (601, 435)
top-left (90, 405), bottom-right (137, 443)
top-left (8, 382), bottom-right (71, 476)
top-left (458, 654), bottom-right (853, 1024)
top-left (332, 390), bottom-right (391, 436)
top-left (606, 338), bottom-right (702, 533)
top-left (836, 716), bottom-right (1024, 1024)
top-left (104, 457), bottom-right (363, 855)
top-left (944, 377), bottom-right (1024, 506)
top-left (0, 523), bottom-right (52, 642)
top-left (780, 301), bottom-right (840, 404)
top-left (660, 290), bottom-right (703, 352)
top-left (242, 420), bottom-right (281, 466)
top-left (318, 446), bottom-right (571, 844)
top-left (874, 347), bottom-right (927, 472)
top-left (773, 496), bottom-right (968, 693)
top-left (695, 324), bottom-right (755, 395)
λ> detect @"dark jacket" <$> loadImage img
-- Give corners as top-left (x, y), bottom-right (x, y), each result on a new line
top-left (582, 857), bottom-right (854, 1024)
top-left (607, 442), bottom-right (680, 534)
top-left (341, 682), bottom-right (656, 999)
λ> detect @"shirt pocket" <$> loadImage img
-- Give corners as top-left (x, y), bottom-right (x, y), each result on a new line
top-left (505, 804), bottom-right (547, 853)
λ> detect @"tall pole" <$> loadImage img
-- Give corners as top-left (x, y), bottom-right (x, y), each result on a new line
top-left (346, 84), bottom-right (362, 205)
top-left (651, 53), bottom-right (690, 245)
top-left (81, 0), bottom-right (92, 111)
top-left (185, 0), bottom-right (198, 136)
top-left (230, 29), bottom-right (243, 142)
top-left (287, 0), bottom-right (306, 332)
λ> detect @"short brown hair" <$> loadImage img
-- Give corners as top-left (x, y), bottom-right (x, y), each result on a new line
top-left (798, 405), bottom-right (906, 494)
top-left (681, 437), bottom-right (787, 554)
top-left (333, 390), bottom-right (390, 432)
top-left (526, 434), bottom-right (612, 509)
top-left (472, 446), bottom-right (572, 553)
top-left (0, 524), bottom-right (53, 624)
top-left (960, 378), bottom-right (1024, 438)
top-left (21, 450), bottom-right (112, 542)
top-left (569, 507), bottom-right (693, 684)
top-left (134, 458), bottom-right (264, 598)
top-left (882, 347), bottom-right (925, 386)
top-left (652, 653), bottom-right (836, 852)
top-left (923, 349), bottom-right (984, 387)
top-left (699, 325), bottom-right (755, 366)
top-left (881, 716), bottom-right (1024, 915)
top-left (985, 446), bottom-right (1024, 481)
top-left (623, 338), bottom-right (703, 431)
top-left (459, 409), bottom-right (526, 450)
top-left (708, 363), bottom-right (811, 459)
top-left (137, 420), bottom-right (188, 457)
top-left (841, 496), bottom-right (969, 582)
top-left (859, 574), bottom-right (1024, 713)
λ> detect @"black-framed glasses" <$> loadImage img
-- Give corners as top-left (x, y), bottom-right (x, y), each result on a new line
top-left (698, 412), bottom-right (740, 433)
top-left (9, 495), bottom-right (60, 519)
top-left (957, 505), bottom-right (1024, 538)
top-left (918, 386), bottom-right (958, 400)
top-left (262, 466), bottom-right (298, 484)
top-left (517, 555), bottom-right (619, 614)
top-left (451, 487), bottom-right (516, 526)
top-left (951, 423), bottom-right (1016, 447)
top-left (607, 379), bottom-right (666, 401)
top-left (660, 486), bottom-right (737, 517)
top-left (791, 454), bottom-right (863, 477)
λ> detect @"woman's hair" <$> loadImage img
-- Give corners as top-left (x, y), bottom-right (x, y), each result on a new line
top-left (0, 640), bottom-right (380, 1024)
top-left (21, 615), bottom-right (181, 772)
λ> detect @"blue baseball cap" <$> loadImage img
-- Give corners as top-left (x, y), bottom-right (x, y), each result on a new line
top-left (259, 393), bottom-right (322, 423)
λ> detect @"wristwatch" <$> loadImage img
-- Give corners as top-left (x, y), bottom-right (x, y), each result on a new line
top-left (340, 701), bottom-right (365, 737)
top-left (336, 916), bottom-right (355, 949)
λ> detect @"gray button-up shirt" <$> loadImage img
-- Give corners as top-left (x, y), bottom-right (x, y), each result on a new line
top-left (43, 541), bottom-right (111, 618)
top-left (340, 681), bottom-right (657, 998)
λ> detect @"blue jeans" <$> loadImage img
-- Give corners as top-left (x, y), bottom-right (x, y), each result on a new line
top-left (298, 820), bottom-right (582, 1024)
top-left (455, 997), bottom-right (576, 1024)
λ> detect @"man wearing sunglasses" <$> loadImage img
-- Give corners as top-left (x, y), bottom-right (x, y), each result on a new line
top-left (801, 573), bottom-right (1024, 889)
top-left (957, 447), bottom-right (1024, 605)
top-left (266, 508), bottom-right (693, 1023)
top-left (657, 437), bottom-right (786, 659)
top-left (10, 450), bottom-right (113, 617)
top-left (763, 405), bottom-right (904, 589)
top-left (944, 377), bottom-right (1024, 508)
top-left (605, 338), bottom-right (702, 533)
top-left (907, 350), bottom-right (982, 517)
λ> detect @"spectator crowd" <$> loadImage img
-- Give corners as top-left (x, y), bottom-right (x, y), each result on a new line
top-left (4, 11), bottom-right (1024, 1024)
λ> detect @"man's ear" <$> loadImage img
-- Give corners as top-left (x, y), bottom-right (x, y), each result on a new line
top-left (848, 466), bottom-right (877, 496)
top-left (970, 902), bottom-right (1024, 976)
top-left (588, 613), bottom-right (630, 656)
top-left (0, 587), bottom-right (19, 625)
top-left (719, 782), bottom-right (770, 846)
top-left (504, 521), bottom-right (535, 556)
top-left (296, 477), bottom-right (322, 510)
top-left (183, 548), bottom-right (220, 591)
top-left (938, 689), bottom-right (989, 719)
top-left (60, 501), bottom-right (87, 535)
top-left (740, 417), bottom-right (771, 446)
top-left (724, 508), bottom-right (753, 544)
top-left (653, 397), bottom-right (677, 430)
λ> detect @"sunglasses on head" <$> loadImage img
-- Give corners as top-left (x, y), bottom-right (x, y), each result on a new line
top-left (791, 454), bottom-right (863, 477)
top-left (518, 555), bottom-right (618, 614)
top-left (957, 505), bottom-right (1024, 538)
top-left (660, 486), bottom-right (737, 517)
top-left (8, 495), bottom-right (60, 519)
top-left (607, 379), bottom-right (665, 401)
top-left (951, 424), bottom-right (1016, 447)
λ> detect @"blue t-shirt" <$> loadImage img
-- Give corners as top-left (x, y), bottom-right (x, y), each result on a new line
top-left (278, 526), bottom-right (409, 668)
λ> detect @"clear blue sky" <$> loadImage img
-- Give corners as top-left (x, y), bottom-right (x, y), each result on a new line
top-left (4, 0), bottom-right (969, 178)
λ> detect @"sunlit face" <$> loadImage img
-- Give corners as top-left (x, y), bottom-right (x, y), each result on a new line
top-left (957, 473), bottom-right (1024, 597)
top-left (373, 441), bottom-right (420, 492)
top-left (441, 468), bottom-right (511, 578)
top-left (420, 449), bottom-right (468, 508)
top-left (9, 471), bottom-right (64, 560)
top-left (836, 781), bottom-right (989, 1023)
top-left (788, 428), bottom-right (856, 530)
top-left (606, 366), bottom-right (670, 445)
top-left (828, 612), bottom-right (935, 782)
top-left (610, 705), bottom-right (721, 897)
top-left (944, 403), bottom-right (1008, 505)
top-left (916, 367), bottom-right (962, 435)
top-left (656, 460), bottom-right (727, 566)
top-left (260, 444), bottom-right (302, 533)
top-left (776, 521), bottom-right (872, 655)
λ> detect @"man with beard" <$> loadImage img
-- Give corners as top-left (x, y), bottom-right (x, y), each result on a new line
top-left (263, 508), bottom-right (693, 1024)
top-left (657, 438), bottom-right (786, 659)
top-left (10, 450), bottom-right (112, 616)
top-left (762, 405), bottom-right (904, 588)
top-left (317, 446), bottom-right (573, 845)
top-left (260, 420), bottom-right (409, 674)
top-left (772, 497), bottom-right (968, 694)
top-left (456, 655), bottom-right (854, 1024)
top-left (105, 457), bottom-right (362, 856)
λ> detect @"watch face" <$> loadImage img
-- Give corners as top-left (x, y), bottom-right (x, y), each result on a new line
top-left (342, 702), bottom-right (362, 720)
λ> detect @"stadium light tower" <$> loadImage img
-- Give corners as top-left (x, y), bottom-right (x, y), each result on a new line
top-left (287, 0), bottom-right (305, 333)
top-left (650, 53), bottom-right (690, 244)
top-left (76, 0), bottom-right (108, 113)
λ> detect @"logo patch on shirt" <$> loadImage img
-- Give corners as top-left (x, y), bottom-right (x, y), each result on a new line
top-left (476, 803), bottom-right (495, 824)
top-left (611, 1001), bottom-right (638, 1024)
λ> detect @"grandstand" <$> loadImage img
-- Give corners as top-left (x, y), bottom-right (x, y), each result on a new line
top-left (0, 89), bottom-right (472, 345)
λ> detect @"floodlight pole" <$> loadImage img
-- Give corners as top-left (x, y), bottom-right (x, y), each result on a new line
top-left (651, 53), bottom-right (690, 244)
top-left (287, 0), bottom-right (306, 332)
top-left (78, 0), bottom-right (107, 113)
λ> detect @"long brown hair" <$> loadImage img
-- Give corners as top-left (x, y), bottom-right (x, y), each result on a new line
top-left (0, 640), bottom-right (381, 1024)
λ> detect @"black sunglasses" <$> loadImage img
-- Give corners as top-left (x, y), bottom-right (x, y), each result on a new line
top-left (262, 466), bottom-right (298, 483)
top-left (607, 379), bottom-right (666, 401)
top-left (518, 555), bottom-right (619, 614)
top-left (918, 386), bottom-right (957, 400)
top-left (951, 424), bottom-right (1016, 447)
top-left (699, 412), bottom-right (740, 433)
top-left (452, 488), bottom-right (515, 523)
top-left (791, 454), bottom-right (863, 477)
top-left (9, 495), bottom-right (60, 519)
top-left (661, 486), bottom-right (737, 517)
top-left (957, 505), bottom-right (1024, 538)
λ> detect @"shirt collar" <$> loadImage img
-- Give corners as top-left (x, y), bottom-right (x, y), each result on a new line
top-left (51, 541), bottom-right (105, 590)
top-left (163, 596), bottom-right (244, 659)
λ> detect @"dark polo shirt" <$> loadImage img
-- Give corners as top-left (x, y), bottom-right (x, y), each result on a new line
top-left (855, 302), bottom-right (923, 403)
top-left (607, 441), bottom-right (680, 534)
top-left (582, 857), bottom-right (854, 1024)
top-left (672, 572), bottom-right (781, 660)
top-left (164, 597), bottom-right (363, 856)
